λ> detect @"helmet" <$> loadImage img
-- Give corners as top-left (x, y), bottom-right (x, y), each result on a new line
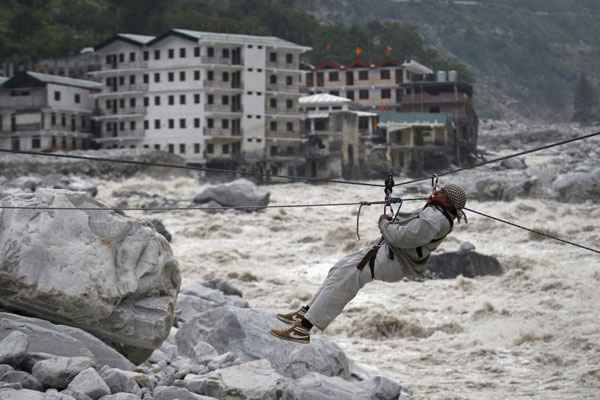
top-left (440, 184), bottom-right (467, 212)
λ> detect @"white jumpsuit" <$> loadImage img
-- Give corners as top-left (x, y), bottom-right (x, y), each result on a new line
top-left (304, 205), bottom-right (453, 330)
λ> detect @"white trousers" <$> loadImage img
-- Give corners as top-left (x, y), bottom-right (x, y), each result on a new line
top-left (304, 243), bottom-right (416, 330)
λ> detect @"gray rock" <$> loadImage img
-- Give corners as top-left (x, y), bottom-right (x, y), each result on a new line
top-left (148, 342), bottom-right (177, 365)
top-left (0, 331), bottom-right (29, 367)
top-left (0, 383), bottom-right (22, 390)
top-left (289, 372), bottom-right (408, 400)
top-left (32, 356), bottom-right (95, 390)
top-left (0, 189), bottom-right (181, 364)
top-left (202, 279), bottom-right (242, 298)
top-left (61, 389), bottom-right (93, 400)
top-left (0, 370), bottom-right (42, 391)
top-left (0, 366), bottom-right (13, 378)
top-left (148, 219), bottom-right (172, 242)
top-left (153, 386), bottom-right (215, 400)
top-left (176, 283), bottom-right (247, 327)
top-left (192, 179), bottom-right (270, 211)
top-left (470, 175), bottom-right (539, 201)
top-left (44, 389), bottom-right (77, 400)
top-left (500, 158), bottom-right (528, 170)
top-left (191, 343), bottom-right (218, 365)
top-left (427, 251), bottom-right (503, 279)
top-left (20, 353), bottom-right (54, 373)
top-left (67, 368), bottom-right (110, 400)
top-left (0, 389), bottom-right (45, 400)
top-left (176, 306), bottom-right (351, 379)
top-left (98, 368), bottom-right (141, 396)
top-left (98, 394), bottom-right (140, 400)
top-left (181, 359), bottom-right (288, 399)
top-left (552, 168), bottom-right (600, 202)
top-left (458, 241), bottom-right (476, 253)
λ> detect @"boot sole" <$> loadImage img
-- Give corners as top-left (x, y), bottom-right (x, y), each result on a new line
top-left (276, 315), bottom-right (303, 325)
top-left (270, 329), bottom-right (310, 344)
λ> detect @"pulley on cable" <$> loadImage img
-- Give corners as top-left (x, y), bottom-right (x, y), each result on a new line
top-left (355, 173), bottom-right (403, 240)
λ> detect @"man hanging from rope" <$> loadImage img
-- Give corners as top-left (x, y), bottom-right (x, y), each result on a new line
top-left (270, 184), bottom-right (467, 344)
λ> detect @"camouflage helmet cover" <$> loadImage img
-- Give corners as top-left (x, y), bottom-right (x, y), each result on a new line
top-left (440, 184), bottom-right (467, 211)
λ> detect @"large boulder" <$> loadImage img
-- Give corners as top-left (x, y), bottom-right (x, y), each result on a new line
top-left (192, 179), bottom-right (269, 211)
top-left (551, 168), bottom-right (600, 202)
top-left (0, 189), bottom-right (181, 364)
top-left (467, 175), bottom-right (539, 201)
top-left (427, 251), bottom-right (503, 279)
top-left (175, 282), bottom-right (248, 327)
top-left (175, 306), bottom-right (350, 379)
top-left (0, 313), bottom-right (133, 371)
top-left (0, 332), bottom-right (28, 368)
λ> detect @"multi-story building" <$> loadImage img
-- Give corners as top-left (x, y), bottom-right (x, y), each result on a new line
top-left (33, 49), bottom-right (103, 80)
top-left (304, 59), bottom-right (433, 111)
top-left (90, 29), bottom-right (311, 173)
top-left (0, 71), bottom-right (101, 151)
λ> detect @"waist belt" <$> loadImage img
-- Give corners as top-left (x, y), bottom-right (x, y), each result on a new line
top-left (356, 245), bottom-right (379, 279)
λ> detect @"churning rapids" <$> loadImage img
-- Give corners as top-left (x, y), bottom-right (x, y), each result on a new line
top-left (94, 122), bottom-right (599, 400)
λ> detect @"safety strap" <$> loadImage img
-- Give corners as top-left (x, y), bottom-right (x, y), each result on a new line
top-left (415, 204), bottom-right (454, 261)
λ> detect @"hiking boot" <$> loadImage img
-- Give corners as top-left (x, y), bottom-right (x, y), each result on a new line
top-left (276, 306), bottom-right (308, 325)
top-left (270, 323), bottom-right (311, 344)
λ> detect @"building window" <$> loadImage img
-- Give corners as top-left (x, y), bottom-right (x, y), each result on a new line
top-left (130, 98), bottom-right (136, 108)
top-left (143, 51), bottom-right (149, 61)
top-left (168, 72), bottom-right (174, 82)
top-left (207, 118), bottom-right (214, 128)
top-left (380, 69), bottom-right (391, 80)
top-left (222, 95), bottom-right (229, 105)
top-left (154, 119), bottom-right (161, 129)
top-left (74, 94), bottom-right (80, 103)
top-left (119, 76), bottom-right (125, 86)
top-left (129, 52), bottom-right (135, 62)
top-left (130, 121), bottom-right (136, 131)
top-left (286, 99), bottom-right (293, 109)
top-left (119, 98), bottom-right (125, 109)
top-left (144, 120), bottom-right (149, 130)
top-left (180, 94), bottom-right (186, 104)
top-left (269, 52), bottom-right (277, 62)
top-left (168, 49), bottom-right (174, 59)
top-left (168, 119), bottom-right (174, 129)
top-left (359, 70), bottom-right (369, 80)
top-left (194, 143), bottom-right (200, 153)
top-left (168, 144), bottom-right (174, 153)
top-left (144, 97), bottom-right (149, 106)
top-left (207, 143), bottom-right (214, 154)
top-left (54, 91), bottom-right (61, 101)
top-left (359, 89), bottom-right (369, 99)
top-left (179, 143), bottom-right (186, 154)
top-left (119, 121), bottom-right (125, 131)
top-left (194, 70), bottom-right (201, 80)
top-left (154, 73), bottom-right (160, 83)
top-left (207, 70), bottom-right (214, 81)
top-left (222, 48), bottom-right (230, 58)
top-left (270, 121), bottom-right (277, 131)
top-left (346, 90), bottom-right (355, 100)
top-left (154, 96), bottom-right (161, 106)
top-left (381, 88), bottom-right (391, 99)
top-left (222, 71), bottom-right (229, 82)
top-left (286, 122), bottom-right (294, 132)
top-left (194, 94), bottom-right (200, 104)
top-left (61, 114), bottom-right (66, 126)
top-left (207, 47), bottom-right (214, 57)
top-left (180, 71), bottom-right (186, 81)
top-left (143, 74), bottom-right (149, 84)
top-left (286, 53), bottom-right (293, 64)
top-left (129, 75), bottom-right (136, 85)
top-left (270, 98), bottom-right (277, 109)
top-left (221, 119), bottom-right (229, 129)
top-left (359, 117), bottom-right (369, 130)
top-left (180, 48), bottom-right (186, 58)
top-left (51, 113), bottom-right (56, 126)
top-left (179, 119), bottom-right (186, 129)
top-left (154, 50), bottom-right (160, 60)
top-left (330, 90), bottom-right (340, 96)
top-left (168, 95), bottom-right (174, 105)
top-left (329, 71), bottom-right (339, 81)
top-left (194, 118), bottom-right (200, 128)
top-left (286, 76), bottom-right (293, 85)
top-left (194, 47), bottom-right (200, 57)
top-left (119, 53), bottom-right (124, 63)
top-left (207, 94), bottom-right (214, 105)
top-left (32, 136), bottom-right (41, 149)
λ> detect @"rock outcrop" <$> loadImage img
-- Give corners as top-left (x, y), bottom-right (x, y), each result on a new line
top-left (192, 179), bottom-right (269, 211)
top-left (0, 189), bottom-right (181, 364)
top-left (427, 250), bottom-right (503, 279)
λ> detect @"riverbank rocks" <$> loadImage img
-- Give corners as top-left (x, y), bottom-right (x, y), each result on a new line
top-left (0, 175), bottom-right (98, 197)
top-left (0, 189), bottom-right (181, 364)
top-left (551, 168), bottom-right (600, 202)
top-left (428, 251), bottom-right (503, 279)
top-left (192, 179), bottom-right (269, 211)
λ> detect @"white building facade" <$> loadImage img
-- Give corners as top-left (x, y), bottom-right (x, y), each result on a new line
top-left (91, 30), bottom-right (311, 168)
top-left (0, 72), bottom-right (101, 151)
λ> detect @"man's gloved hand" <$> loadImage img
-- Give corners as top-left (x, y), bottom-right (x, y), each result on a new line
top-left (378, 214), bottom-right (393, 227)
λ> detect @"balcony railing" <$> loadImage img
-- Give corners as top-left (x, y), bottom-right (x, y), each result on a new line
top-left (203, 80), bottom-right (243, 90)
top-left (12, 123), bottom-right (43, 132)
top-left (204, 104), bottom-right (243, 113)
top-left (201, 56), bottom-right (243, 66)
top-left (203, 127), bottom-right (242, 137)
top-left (266, 84), bottom-right (302, 93)
top-left (102, 61), bottom-right (148, 71)
top-left (93, 107), bottom-right (146, 118)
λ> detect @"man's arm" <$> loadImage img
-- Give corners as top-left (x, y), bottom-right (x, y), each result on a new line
top-left (378, 211), bottom-right (444, 249)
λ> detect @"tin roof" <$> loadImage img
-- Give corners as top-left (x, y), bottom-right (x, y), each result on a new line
top-left (379, 112), bottom-right (451, 128)
top-left (299, 93), bottom-right (352, 105)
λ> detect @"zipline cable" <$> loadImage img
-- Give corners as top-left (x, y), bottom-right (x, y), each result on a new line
top-left (0, 148), bottom-right (383, 188)
top-left (394, 130), bottom-right (600, 187)
top-left (464, 207), bottom-right (600, 255)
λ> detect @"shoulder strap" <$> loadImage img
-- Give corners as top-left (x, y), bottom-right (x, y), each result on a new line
top-left (415, 205), bottom-right (455, 260)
